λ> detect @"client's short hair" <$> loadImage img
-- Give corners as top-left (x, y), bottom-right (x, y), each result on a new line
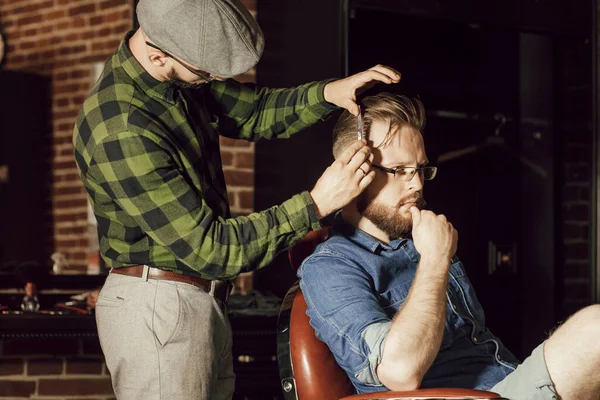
top-left (332, 93), bottom-right (425, 158)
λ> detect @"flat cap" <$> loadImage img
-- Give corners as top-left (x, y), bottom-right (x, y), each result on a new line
top-left (137, 0), bottom-right (264, 78)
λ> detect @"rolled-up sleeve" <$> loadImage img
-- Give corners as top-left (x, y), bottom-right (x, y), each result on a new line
top-left (359, 321), bottom-right (391, 385)
top-left (298, 251), bottom-right (390, 388)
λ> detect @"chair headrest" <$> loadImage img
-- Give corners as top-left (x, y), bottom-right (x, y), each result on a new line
top-left (288, 228), bottom-right (331, 273)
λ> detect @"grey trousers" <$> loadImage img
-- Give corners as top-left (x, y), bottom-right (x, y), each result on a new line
top-left (491, 342), bottom-right (558, 400)
top-left (96, 272), bottom-right (235, 400)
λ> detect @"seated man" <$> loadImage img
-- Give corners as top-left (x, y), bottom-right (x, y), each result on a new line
top-left (299, 92), bottom-right (600, 400)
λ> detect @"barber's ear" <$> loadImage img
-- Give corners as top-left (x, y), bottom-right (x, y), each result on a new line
top-left (148, 50), bottom-right (169, 68)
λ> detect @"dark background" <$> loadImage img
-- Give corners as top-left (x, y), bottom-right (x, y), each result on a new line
top-left (254, 0), bottom-right (597, 360)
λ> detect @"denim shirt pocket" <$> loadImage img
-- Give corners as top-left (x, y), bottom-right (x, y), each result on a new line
top-left (447, 261), bottom-right (486, 332)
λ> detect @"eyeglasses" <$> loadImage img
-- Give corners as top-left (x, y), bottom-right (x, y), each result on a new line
top-left (372, 164), bottom-right (438, 181)
top-left (145, 41), bottom-right (214, 82)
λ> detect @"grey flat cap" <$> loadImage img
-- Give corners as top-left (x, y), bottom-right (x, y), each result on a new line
top-left (137, 0), bottom-right (264, 78)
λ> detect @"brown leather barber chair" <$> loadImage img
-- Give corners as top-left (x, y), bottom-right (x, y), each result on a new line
top-left (277, 228), bottom-right (507, 400)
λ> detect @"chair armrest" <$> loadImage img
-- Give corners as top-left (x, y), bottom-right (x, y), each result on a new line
top-left (339, 387), bottom-right (507, 399)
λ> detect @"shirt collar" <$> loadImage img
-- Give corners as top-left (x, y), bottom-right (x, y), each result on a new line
top-left (117, 30), bottom-right (177, 104)
top-left (332, 213), bottom-right (409, 253)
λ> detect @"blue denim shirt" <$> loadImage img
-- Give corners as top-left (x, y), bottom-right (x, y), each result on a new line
top-left (298, 217), bottom-right (519, 394)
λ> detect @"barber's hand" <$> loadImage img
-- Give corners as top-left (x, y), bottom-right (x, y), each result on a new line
top-left (324, 65), bottom-right (401, 116)
top-left (409, 207), bottom-right (458, 268)
top-left (310, 140), bottom-right (375, 219)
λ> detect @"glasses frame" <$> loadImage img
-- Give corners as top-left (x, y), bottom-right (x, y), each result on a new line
top-left (371, 164), bottom-right (438, 181)
top-left (145, 41), bottom-right (214, 83)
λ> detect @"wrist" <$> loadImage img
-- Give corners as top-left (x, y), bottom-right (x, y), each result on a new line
top-left (309, 190), bottom-right (327, 220)
top-left (323, 82), bottom-right (332, 105)
top-left (418, 254), bottom-right (452, 272)
top-left (322, 80), bottom-right (341, 108)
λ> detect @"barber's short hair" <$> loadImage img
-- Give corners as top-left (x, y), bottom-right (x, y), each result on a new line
top-left (332, 93), bottom-right (425, 158)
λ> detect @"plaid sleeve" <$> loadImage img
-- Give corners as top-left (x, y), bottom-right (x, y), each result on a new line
top-left (207, 79), bottom-right (338, 141)
top-left (87, 131), bottom-right (322, 280)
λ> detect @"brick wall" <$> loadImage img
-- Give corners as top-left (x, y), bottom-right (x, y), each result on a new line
top-left (556, 36), bottom-right (595, 318)
top-left (0, 337), bottom-right (112, 399)
top-left (0, 0), bottom-right (256, 273)
top-left (0, 0), bottom-right (256, 397)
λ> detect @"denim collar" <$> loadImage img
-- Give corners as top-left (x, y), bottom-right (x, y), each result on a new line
top-left (332, 213), bottom-right (409, 253)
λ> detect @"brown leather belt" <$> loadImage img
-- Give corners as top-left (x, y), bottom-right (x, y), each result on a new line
top-left (111, 265), bottom-right (231, 304)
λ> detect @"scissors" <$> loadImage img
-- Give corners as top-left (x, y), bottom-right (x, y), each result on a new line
top-left (357, 105), bottom-right (364, 141)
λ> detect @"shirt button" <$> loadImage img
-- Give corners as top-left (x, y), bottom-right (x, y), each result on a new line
top-left (472, 337), bottom-right (478, 343)
top-left (496, 354), bottom-right (501, 361)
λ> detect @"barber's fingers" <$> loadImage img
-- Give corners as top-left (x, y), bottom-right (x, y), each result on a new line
top-left (355, 160), bottom-right (372, 178)
top-left (337, 140), bottom-right (368, 165)
top-left (347, 145), bottom-right (372, 171)
top-left (368, 64), bottom-right (402, 83)
top-left (354, 67), bottom-right (400, 87)
top-left (324, 64), bottom-right (401, 116)
top-left (342, 67), bottom-right (401, 116)
top-left (358, 169), bottom-right (376, 189)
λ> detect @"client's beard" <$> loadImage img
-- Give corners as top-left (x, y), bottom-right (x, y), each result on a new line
top-left (357, 193), bottom-right (427, 240)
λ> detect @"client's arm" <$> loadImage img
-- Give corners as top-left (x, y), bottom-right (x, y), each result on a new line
top-left (377, 207), bottom-right (458, 390)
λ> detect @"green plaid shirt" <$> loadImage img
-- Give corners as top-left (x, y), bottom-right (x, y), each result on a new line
top-left (73, 31), bottom-right (337, 280)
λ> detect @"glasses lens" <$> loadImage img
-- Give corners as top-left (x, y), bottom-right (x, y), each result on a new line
top-left (398, 167), bottom-right (437, 181)
top-left (423, 167), bottom-right (437, 180)
top-left (393, 167), bottom-right (413, 181)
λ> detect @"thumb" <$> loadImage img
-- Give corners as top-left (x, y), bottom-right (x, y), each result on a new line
top-left (409, 206), bottom-right (420, 226)
top-left (347, 101), bottom-right (360, 117)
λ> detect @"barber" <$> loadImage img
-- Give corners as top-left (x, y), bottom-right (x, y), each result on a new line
top-left (73, 0), bottom-right (400, 398)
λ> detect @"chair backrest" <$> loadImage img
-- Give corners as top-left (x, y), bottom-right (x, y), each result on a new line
top-left (277, 228), bottom-right (356, 400)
